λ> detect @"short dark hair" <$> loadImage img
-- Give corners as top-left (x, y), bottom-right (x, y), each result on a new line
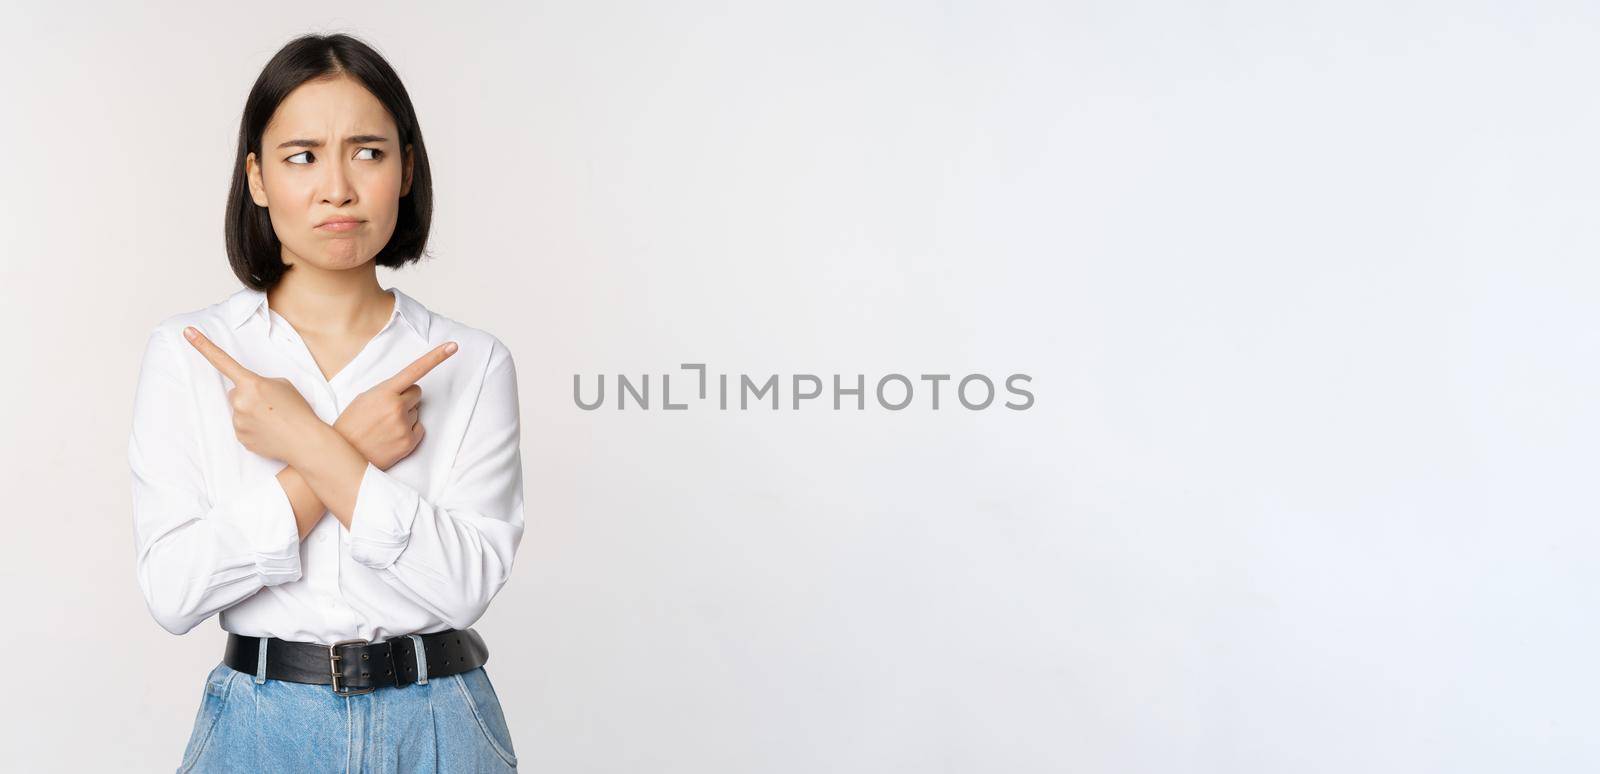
top-left (225, 33), bottom-right (433, 290)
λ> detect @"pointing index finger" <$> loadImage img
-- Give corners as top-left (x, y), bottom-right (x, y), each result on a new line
top-left (183, 326), bottom-right (258, 385)
top-left (381, 341), bottom-right (459, 392)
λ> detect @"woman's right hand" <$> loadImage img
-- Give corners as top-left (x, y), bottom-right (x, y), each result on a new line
top-left (333, 342), bottom-right (459, 470)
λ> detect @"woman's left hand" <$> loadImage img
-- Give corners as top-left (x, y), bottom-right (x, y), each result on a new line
top-left (183, 325), bottom-right (323, 465)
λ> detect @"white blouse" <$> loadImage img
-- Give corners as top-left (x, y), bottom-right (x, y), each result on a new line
top-left (128, 285), bottom-right (525, 644)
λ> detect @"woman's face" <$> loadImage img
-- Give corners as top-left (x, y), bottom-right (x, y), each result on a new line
top-left (246, 75), bottom-right (413, 273)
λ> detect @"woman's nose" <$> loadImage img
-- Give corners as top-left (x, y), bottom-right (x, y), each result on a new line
top-left (320, 161), bottom-right (356, 205)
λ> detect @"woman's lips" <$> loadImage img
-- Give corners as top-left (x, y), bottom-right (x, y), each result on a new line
top-left (317, 220), bottom-right (364, 232)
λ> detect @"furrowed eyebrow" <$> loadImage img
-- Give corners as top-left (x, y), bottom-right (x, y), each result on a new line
top-left (275, 134), bottom-right (390, 150)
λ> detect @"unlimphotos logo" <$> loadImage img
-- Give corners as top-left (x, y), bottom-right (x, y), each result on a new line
top-left (574, 364), bottom-right (1033, 411)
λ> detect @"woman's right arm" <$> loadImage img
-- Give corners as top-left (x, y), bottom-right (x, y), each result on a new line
top-left (128, 325), bottom-right (304, 635)
top-left (278, 465), bottom-right (333, 541)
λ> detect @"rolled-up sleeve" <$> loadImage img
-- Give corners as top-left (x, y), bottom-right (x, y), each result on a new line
top-left (129, 326), bottom-right (303, 635)
top-left (347, 337), bottom-right (525, 630)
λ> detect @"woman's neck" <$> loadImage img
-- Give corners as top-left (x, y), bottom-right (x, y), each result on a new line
top-left (266, 268), bottom-right (394, 337)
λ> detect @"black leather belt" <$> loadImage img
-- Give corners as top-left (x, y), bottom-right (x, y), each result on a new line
top-left (223, 628), bottom-right (489, 696)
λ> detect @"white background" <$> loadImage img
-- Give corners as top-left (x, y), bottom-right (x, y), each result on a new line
top-left (2, 1), bottom-right (1597, 771)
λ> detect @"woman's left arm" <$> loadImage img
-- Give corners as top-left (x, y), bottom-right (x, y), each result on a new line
top-left (340, 338), bottom-right (526, 629)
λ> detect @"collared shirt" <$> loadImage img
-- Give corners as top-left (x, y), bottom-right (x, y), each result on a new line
top-left (128, 285), bottom-right (525, 644)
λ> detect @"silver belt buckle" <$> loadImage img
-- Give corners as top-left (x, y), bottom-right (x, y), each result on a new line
top-left (328, 638), bottom-right (375, 696)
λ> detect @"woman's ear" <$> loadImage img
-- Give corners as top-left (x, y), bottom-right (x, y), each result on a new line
top-left (245, 152), bottom-right (269, 207)
top-left (400, 144), bottom-right (414, 197)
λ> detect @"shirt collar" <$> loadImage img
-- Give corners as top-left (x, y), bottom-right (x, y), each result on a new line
top-left (224, 285), bottom-right (431, 342)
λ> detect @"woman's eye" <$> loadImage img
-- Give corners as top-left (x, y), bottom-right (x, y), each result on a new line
top-left (285, 148), bottom-right (383, 165)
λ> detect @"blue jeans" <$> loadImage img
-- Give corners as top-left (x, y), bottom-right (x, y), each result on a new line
top-left (176, 654), bottom-right (518, 773)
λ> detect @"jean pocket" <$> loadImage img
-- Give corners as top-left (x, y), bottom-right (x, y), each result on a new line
top-left (452, 667), bottom-right (518, 768)
top-left (177, 663), bottom-right (236, 773)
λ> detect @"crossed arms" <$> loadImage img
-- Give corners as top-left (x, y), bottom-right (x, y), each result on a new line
top-left (129, 325), bottom-right (524, 635)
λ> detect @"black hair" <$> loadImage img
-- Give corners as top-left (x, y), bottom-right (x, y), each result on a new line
top-left (224, 33), bottom-right (433, 290)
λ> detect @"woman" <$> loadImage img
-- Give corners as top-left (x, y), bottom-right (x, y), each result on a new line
top-left (128, 33), bottom-right (524, 773)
